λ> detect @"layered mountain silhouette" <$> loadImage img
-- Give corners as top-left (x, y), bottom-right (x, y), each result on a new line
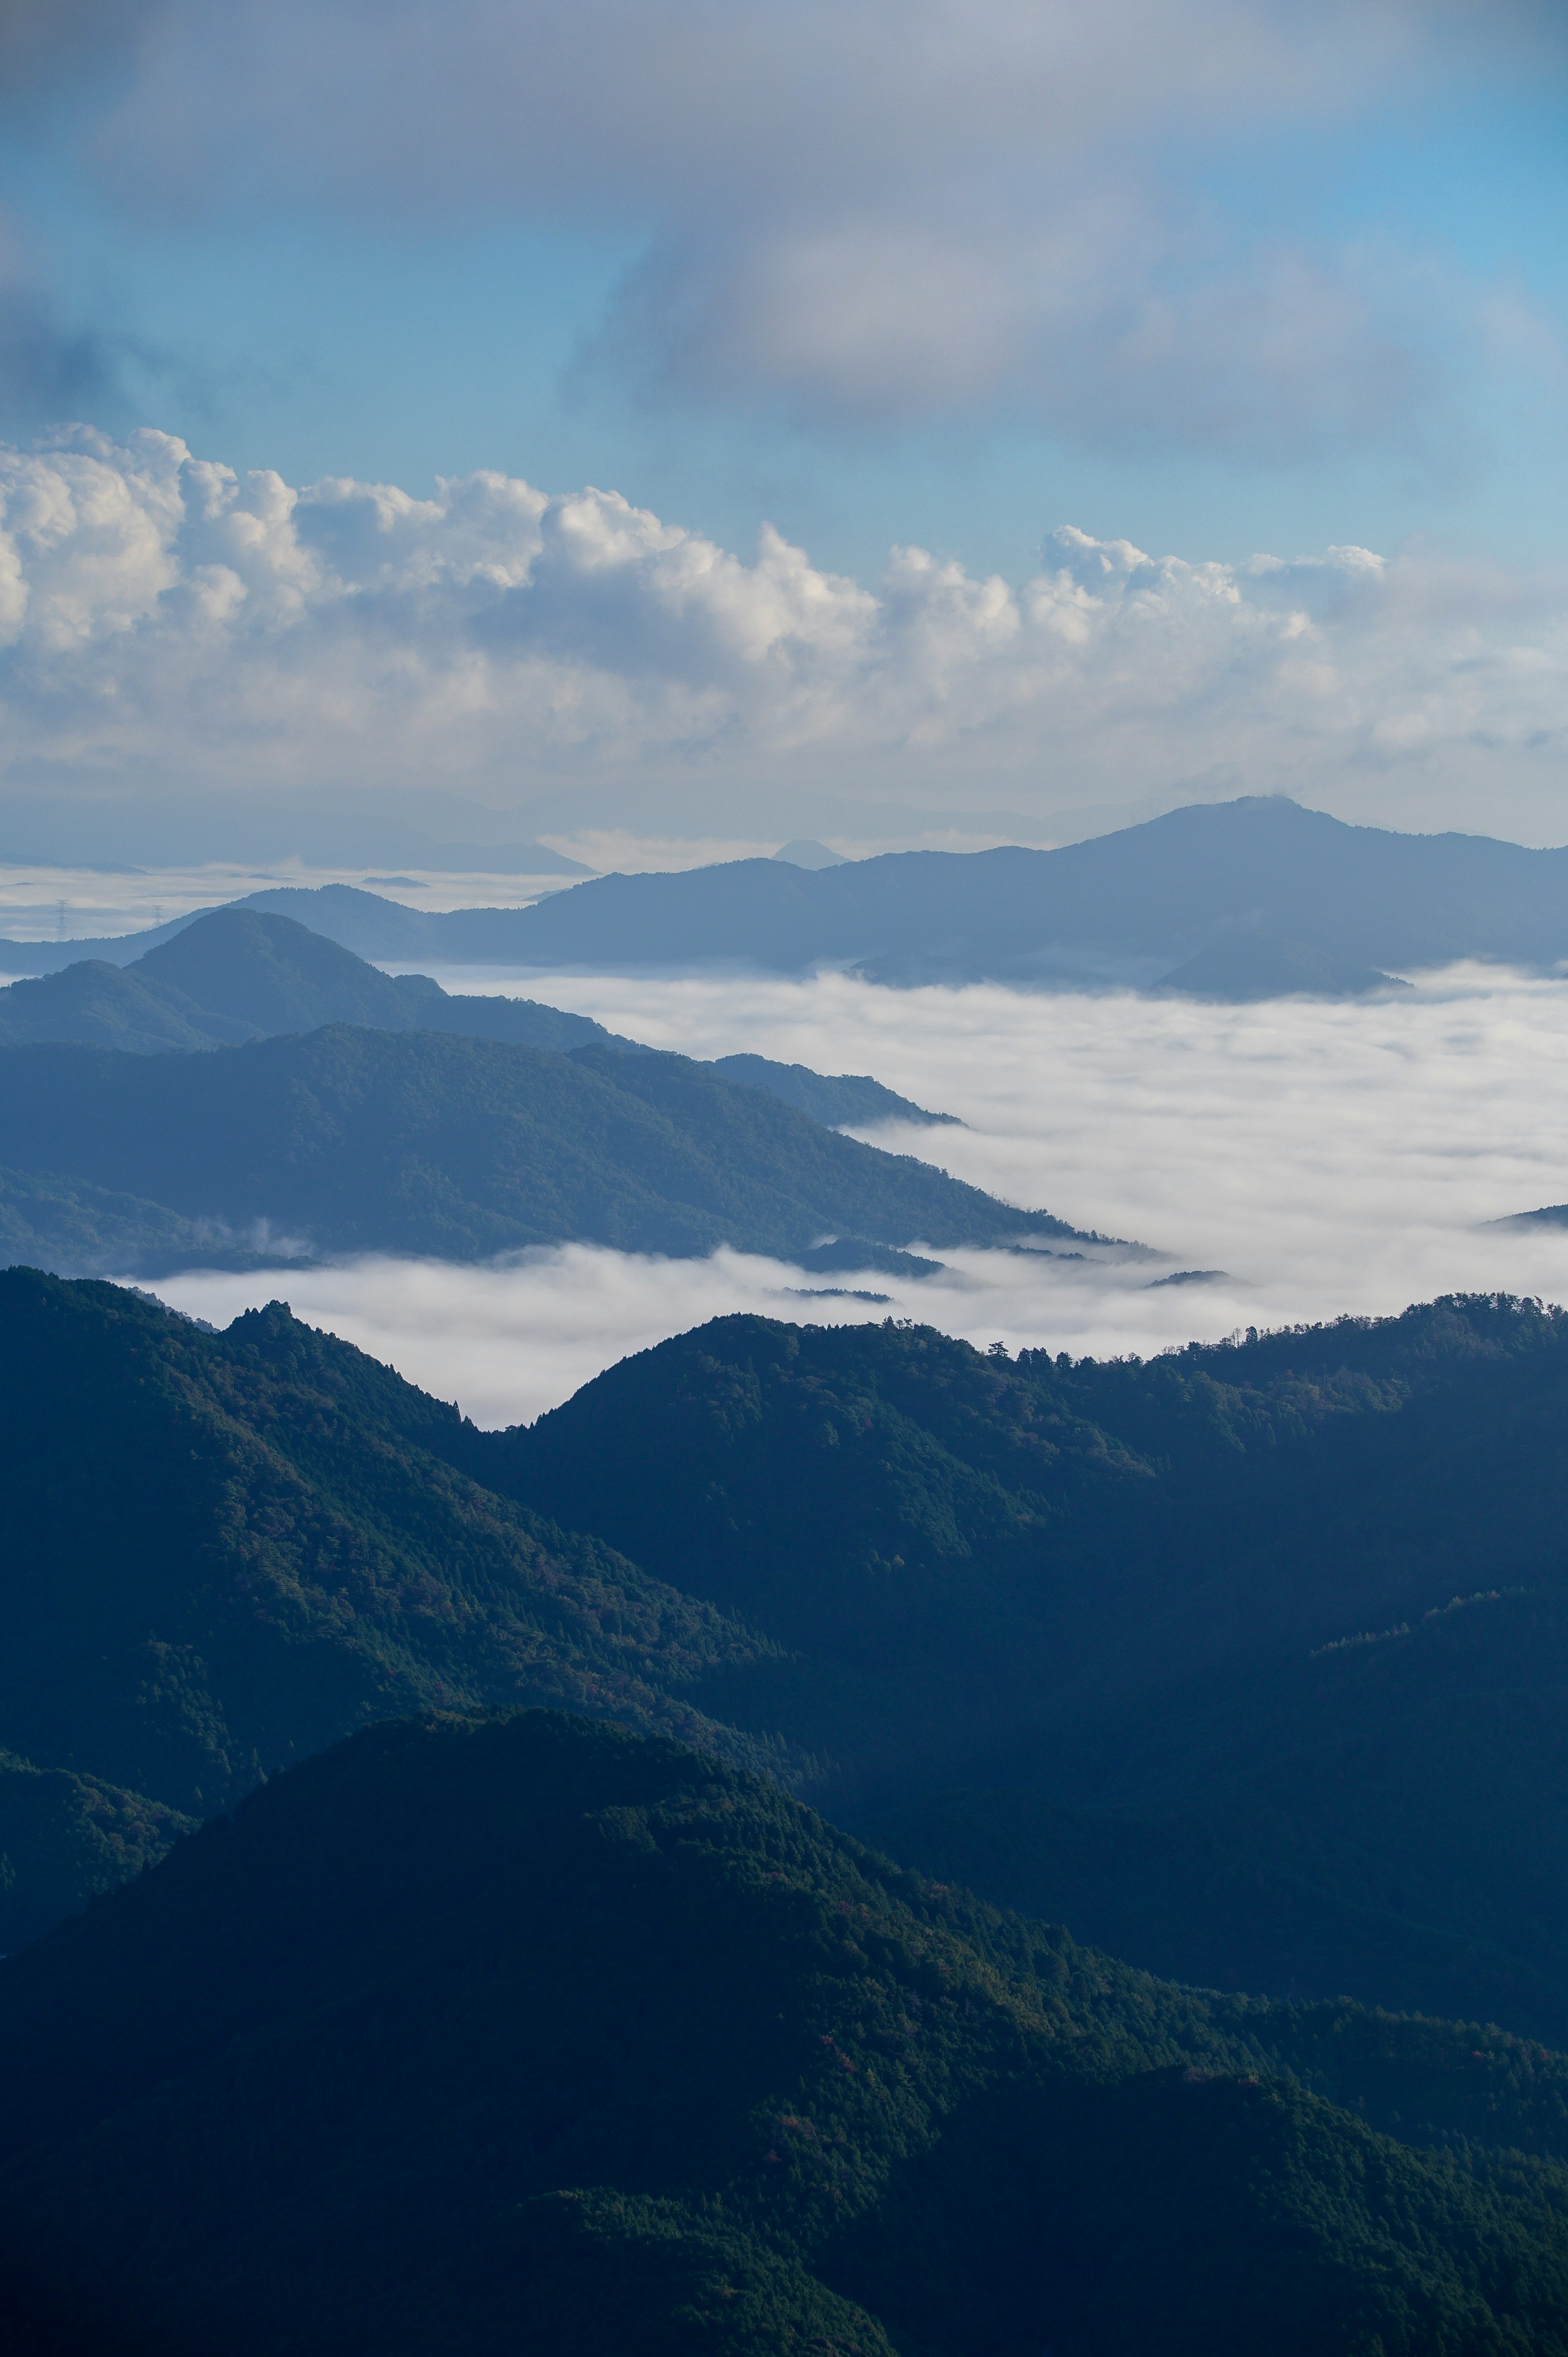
top-left (0, 906), bottom-right (952, 1127)
top-left (0, 1031), bottom-right (1083, 1274)
top-left (10, 1272), bottom-right (1568, 2050)
top-left (8, 796), bottom-right (1567, 994)
top-left (9, 1707), bottom-right (1568, 2356)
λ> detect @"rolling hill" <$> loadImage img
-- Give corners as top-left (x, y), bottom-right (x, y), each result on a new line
top-left (12, 1274), bottom-right (1568, 2048)
top-left (8, 1707), bottom-right (1568, 2356)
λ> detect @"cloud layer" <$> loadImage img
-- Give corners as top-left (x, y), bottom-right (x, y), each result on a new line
top-left (2, 426), bottom-right (1568, 843)
top-left (75, 0), bottom-right (1561, 454)
top-left (150, 962), bottom-right (1568, 1425)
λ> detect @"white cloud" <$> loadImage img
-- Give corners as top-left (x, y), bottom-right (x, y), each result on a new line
top-left (148, 961), bottom-right (1568, 1425)
top-left (3, 426), bottom-right (1568, 841)
top-left (63, 0), bottom-right (1565, 454)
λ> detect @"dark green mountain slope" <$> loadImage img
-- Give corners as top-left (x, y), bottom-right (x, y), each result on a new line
top-left (870, 1583), bottom-right (1568, 2045)
top-left (465, 1296), bottom-right (1568, 1722)
top-left (0, 1753), bottom-right (196, 1956)
top-left (17, 1276), bottom-right (1568, 2043)
top-left (8, 1709), bottom-right (1568, 2357)
top-left (454, 1297), bottom-right (1568, 2034)
top-left (0, 1028), bottom-right (1084, 1267)
top-left (0, 1269), bottom-right (779, 1861)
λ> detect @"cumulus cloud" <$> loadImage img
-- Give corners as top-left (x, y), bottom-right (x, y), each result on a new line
top-left (148, 962), bottom-right (1568, 1425)
top-left (51, 0), bottom-right (1563, 455)
top-left (2, 426), bottom-right (1568, 842)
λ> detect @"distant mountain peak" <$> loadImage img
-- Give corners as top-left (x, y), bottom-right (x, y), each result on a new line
top-left (773, 837), bottom-right (849, 868)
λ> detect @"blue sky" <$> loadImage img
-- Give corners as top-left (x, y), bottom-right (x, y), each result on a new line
top-left (0, 0), bottom-right (1565, 859)
top-left (4, 0), bottom-right (1564, 581)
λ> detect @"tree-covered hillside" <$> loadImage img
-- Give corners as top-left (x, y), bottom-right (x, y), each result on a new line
top-left (0, 1028), bottom-right (1082, 1269)
top-left (460, 1297), bottom-right (1568, 2037)
top-left (13, 1274), bottom-right (1568, 2042)
top-left (469, 1295), bottom-right (1568, 1723)
top-left (9, 1708), bottom-right (1568, 2357)
top-left (0, 1269), bottom-right (785, 1944)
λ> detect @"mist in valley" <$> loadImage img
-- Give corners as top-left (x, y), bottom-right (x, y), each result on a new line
top-left (146, 962), bottom-right (1568, 1426)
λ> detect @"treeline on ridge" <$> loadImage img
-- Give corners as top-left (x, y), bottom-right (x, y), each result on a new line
top-left (7, 1269), bottom-right (1568, 2046)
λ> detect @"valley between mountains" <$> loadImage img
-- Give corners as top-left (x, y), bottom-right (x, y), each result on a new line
top-left (8, 1269), bottom-right (1568, 2038)
top-left (9, 858), bottom-right (1568, 2351)
top-left (11, 1270), bottom-right (1568, 2350)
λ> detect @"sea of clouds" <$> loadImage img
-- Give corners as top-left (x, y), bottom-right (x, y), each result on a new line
top-left (150, 964), bottom-right (1568, 1428)
top-left (3, 428), bottom-right (1568, 846)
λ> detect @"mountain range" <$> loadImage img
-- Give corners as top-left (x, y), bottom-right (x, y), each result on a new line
top-left (0, 907), bottom-right (1016, 1276)
top-left (0, 1025), bottom-right (1078, 1276)
top-left (8, 1270), bottom-right (1568, 2052)
top-left (0, 906), bottom-right (949, 1132)
top-left (7, 795), bottom-right (1568, 995)
top-left (10, 1706), bottom-right (1568, 2357)
top-left (13, 1273), bottom-right (1568, 2345)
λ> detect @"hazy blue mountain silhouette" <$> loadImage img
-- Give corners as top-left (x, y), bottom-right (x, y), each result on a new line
top-left (0, 908), bottom-right (952, 1126)
top-left (8, 797), bottom-right (1568, 993)
top-left (0, 1027), bottom-right (1089, 1273)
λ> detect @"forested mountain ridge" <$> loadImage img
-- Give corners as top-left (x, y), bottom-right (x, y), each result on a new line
top-left (463, 1293), bottom-right (1568, 1705)
top-left (0, 1269), bottom-right (789, 1944)
top-left (0, 1027), bottom-right (1076, 1273)
top-left (11, 1273), bottom-right (1568, 2044)
top-left (452, 1295), bottom-right (1568, 2036)
top-left (9, 1708), bottom-right (1568, 2357)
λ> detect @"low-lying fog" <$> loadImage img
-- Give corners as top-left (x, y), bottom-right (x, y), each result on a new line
top-left (149, 965), bottom-right (1568, 1429)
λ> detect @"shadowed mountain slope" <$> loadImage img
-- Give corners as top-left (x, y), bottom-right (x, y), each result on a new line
top-left (15, 1278), bottom-right (1568, 2046)
top-left (0, 1270), bottom-right (780, 1872)
top-left (0, 1029), bottom-right (1081, 1272)
top-left (865, 1579), bottom-right (1568, 2044)
top-left (455, 1296), bottom-right (1568, 2039)
top-left (9, 1708), bottom-right (1568, 2357)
